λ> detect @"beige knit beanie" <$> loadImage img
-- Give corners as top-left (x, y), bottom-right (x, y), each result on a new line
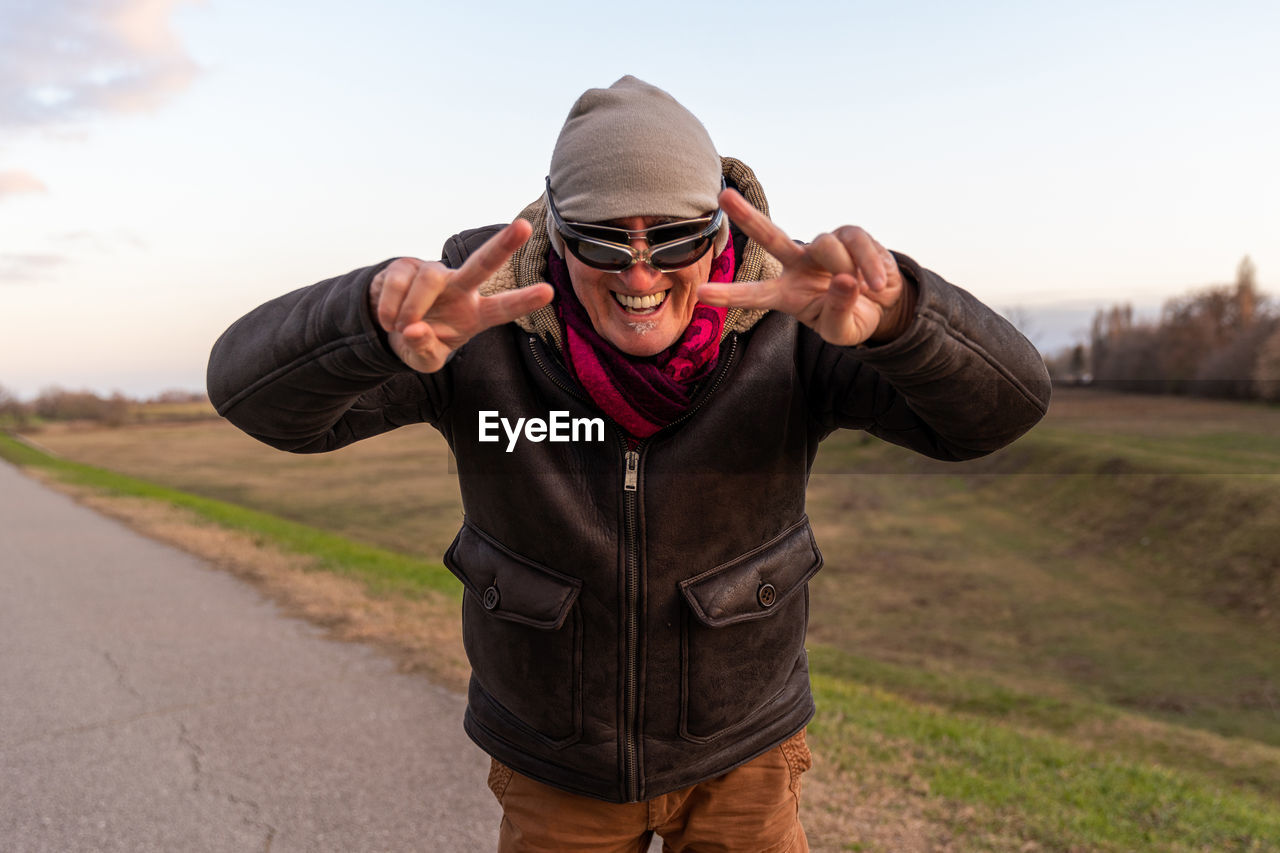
top-left (546, 76), bottom-right (726, 255)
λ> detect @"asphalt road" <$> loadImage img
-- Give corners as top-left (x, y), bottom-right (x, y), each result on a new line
top-left (0, 459), bottom-right (500, 852)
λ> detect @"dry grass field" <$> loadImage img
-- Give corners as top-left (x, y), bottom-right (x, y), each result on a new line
top-left (14, 386), bottom-right (1280, 850)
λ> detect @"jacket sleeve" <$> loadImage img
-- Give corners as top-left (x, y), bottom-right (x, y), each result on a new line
top-left (205, 261), bottom-right (452, 453)
top-left (802, 252), bottom-right (1052, 460)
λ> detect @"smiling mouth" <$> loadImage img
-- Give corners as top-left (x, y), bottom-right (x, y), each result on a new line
top-left (612, 290), bottom-right (668, 313)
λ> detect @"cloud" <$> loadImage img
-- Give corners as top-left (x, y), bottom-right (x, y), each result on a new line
top-left (57, 228), bottom-right (148, 252)
top-left (0, 0), bottom-right (201, 131)
top-left (0, 229), bottom-right (146, 282)
top-left (0, 252), bottom-right (68, 284)
top-left (0, 169), bottom-right (48, 198)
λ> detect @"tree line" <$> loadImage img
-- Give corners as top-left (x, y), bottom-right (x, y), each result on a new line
top-left (1046, 257), bottom-right (1280, 402)
top-left (0, 387), bottom-right (212, 429)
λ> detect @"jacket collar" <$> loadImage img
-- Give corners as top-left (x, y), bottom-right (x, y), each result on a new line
top-left (479, 156), bottom-right (781, 352)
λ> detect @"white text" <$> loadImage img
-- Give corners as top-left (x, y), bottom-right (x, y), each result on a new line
top-left (478, 410), bottom-right (606, 452)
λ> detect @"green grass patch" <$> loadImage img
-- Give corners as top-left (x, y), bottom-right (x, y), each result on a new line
top-left (808, 646), bottom-right (1280, 803)
top-left (0, 432), bottom-right (460, 601)
top-left (808, 657), bottom-right (1280, 851)
top-left (809, 646), bottom-right (1100, 734)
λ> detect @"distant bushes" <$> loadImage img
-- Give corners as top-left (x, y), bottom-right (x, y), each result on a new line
top-left (33, 388), bottom-right (132, 426)
top-left (1047, 257), bottom-right (1280, 401)
top-left (0, 385), bottom-right (214, 429)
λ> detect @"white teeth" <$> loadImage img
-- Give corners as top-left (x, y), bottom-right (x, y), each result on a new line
top-left (613, 291), bottom-right (667, 311)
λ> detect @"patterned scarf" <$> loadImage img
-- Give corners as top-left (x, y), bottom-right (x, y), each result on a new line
top-left (548, 240), bottom-right (735, 439)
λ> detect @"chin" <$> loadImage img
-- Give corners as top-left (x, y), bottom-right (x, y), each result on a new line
top-left (610, 328), bottom-right (676, 357)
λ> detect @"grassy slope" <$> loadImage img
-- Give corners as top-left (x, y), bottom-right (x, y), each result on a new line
top-left (7, 388), bottom-right (1280, 850)
top-left (808, 452), bottom-right (1280, 746)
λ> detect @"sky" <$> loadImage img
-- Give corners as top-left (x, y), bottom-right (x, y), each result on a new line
top-left (1, 0), bottom-right (1277, 398)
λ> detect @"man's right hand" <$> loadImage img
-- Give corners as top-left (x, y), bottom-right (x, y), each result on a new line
top-left (369, 219), bottom-right (554, 373)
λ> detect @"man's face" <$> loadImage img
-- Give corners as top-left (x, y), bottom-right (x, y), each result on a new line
top-left (563, 215), bottom-right (715, 357)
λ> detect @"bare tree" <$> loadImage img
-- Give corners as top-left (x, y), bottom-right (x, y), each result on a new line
top-left (0, 384), bottom-right (32, 429)
top-left (999, 305), bottom-right (1042, 349)
top-left (1255, 325), bottom-right (1280, 403)
top-left (1084, 255), bottom-right (1280, 398)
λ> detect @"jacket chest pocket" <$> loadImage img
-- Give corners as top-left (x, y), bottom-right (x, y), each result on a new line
top-left (444, 521), bottom-right (583, 747)
top-left (677, 517), bottom-right (822, 743)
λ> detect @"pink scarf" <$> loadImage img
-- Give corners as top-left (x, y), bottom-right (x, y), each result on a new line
top-left (549, 240), bottom-right (735, 439)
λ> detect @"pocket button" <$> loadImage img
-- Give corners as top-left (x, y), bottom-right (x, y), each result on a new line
top-left (482, 585), bottom-right (501, 611)
top-left (757, 582), bottom-right (777, 608)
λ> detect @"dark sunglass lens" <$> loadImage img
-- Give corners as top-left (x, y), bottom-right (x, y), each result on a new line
top-left (651, 238), bottom-right (714, 270)
top-left (569, 239), bottom-right (631, 271)
top-left (646, 221), bottom-right (708, 243)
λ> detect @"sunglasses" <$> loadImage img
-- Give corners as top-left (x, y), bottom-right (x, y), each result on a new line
top-left (546, 176), bottom-right (725, 273)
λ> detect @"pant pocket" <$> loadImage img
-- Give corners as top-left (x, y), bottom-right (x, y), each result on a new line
top-left (487, 758), bottom-right (515, 803)
top-left (780, 729), bottom-right (812, 796)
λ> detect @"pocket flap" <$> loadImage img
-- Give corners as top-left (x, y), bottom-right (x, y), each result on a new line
top-left (444, 521), bottom-right (582, 629)
top-left (678, 517), bottom-right (823, 628)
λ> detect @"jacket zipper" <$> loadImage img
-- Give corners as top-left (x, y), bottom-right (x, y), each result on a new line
top-left (614, 337), bottom-right (738, 802)
top-left (528, 335), bottom-right (645, 799)
top-left (527, 336), bottom-right (587, 402)
top-left (620, 434), bottom-right (642, 801)
top-left (527, 332), bottom-right (740, 802)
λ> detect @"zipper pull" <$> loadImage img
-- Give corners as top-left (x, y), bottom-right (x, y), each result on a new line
top-left (624, 450), bottom-right (639, 492)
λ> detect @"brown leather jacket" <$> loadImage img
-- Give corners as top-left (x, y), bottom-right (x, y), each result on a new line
top-left (206, 160), bottom-right (1051, 803)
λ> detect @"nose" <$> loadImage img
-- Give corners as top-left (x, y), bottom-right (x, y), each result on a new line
top-left (617, 261), bottom-right (662, 292)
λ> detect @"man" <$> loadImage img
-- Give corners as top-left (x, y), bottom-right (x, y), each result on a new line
top-left (208, 76), bottom-right (1050, 851)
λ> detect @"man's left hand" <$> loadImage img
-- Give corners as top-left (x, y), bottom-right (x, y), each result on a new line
top-left (697, 189), bottom-right (914, 346)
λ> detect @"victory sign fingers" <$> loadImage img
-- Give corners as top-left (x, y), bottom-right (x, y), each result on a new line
top-left (370, 219), bottom-right (553, 373)
top-left (697, 189), bottom-right (909, 346)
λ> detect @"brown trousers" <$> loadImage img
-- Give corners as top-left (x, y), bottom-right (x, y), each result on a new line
top-left (486, 729), bottom-right (812, 853)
